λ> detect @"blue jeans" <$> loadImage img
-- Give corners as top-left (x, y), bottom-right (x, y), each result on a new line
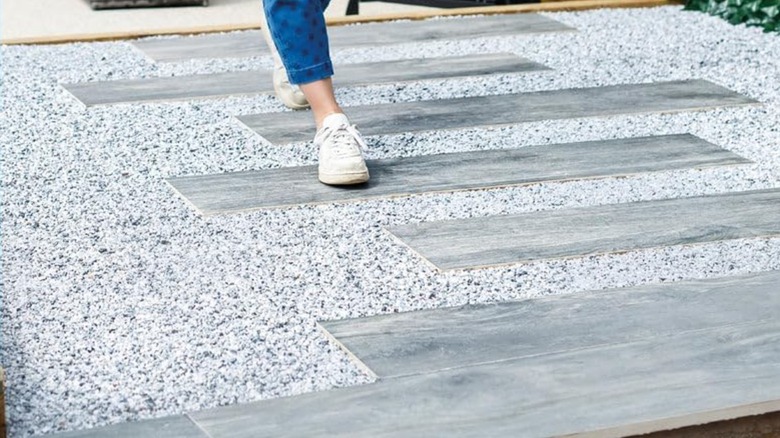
top-left (263, 0), bottom-right (334, 85)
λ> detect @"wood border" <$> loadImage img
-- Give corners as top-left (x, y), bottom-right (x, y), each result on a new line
top-left (2, 0), bottom-right (682, 45)
top-left (635, 409), bottom-right (780, 438)
top-left (569, 400), bottom-right (780, 438)
top-left (0, 368), bottom-right (6, 438)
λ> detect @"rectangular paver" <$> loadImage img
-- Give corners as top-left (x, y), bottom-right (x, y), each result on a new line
top-left (63, 53), bottom-right (546, 106)
top-left (322, 271), bottom-right (780, 378)
top-left (388, 188), bottom-right (780, 270)
top-left (132, 14), bottom-right (575, 62)
top-left (166, 134), bottom-right (749, 215)
top-left (237, 80), bottom-right (759, 145)
top-left (189, 272), bottom-right (780, 437)
top-left (48, 415), bottom-right (207, 438)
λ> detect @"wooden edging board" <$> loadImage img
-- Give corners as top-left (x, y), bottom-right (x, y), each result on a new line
top-left (631, 408), bottom-right (780, 438)
top-left (578, 400), bottom-right (780, 437)
top-left (2, 0), bottom-right (682, 45)
top-left (1, 368), bottom-right (5, 438)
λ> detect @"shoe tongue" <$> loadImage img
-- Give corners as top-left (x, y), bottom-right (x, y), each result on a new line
top-left (322, 113), bottom-right (350, 129)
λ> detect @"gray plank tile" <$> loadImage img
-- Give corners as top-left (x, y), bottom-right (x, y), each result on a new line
top-left (322, 271), bottom-right (780, 378)
top-left (190, 310), bottom-right (780, 437)
top-left (238, 79), bottom-right (759, 145)
top-left (63, 53), bottom-right (548, 106)
top-left (166, 134), bottom-right (750, 215)
top-left (388, 188), bottom-right (780, 270)
top-left (43, 415), bottom-right (206, 438)
top-left (133, 14), bottom-right (575, 62)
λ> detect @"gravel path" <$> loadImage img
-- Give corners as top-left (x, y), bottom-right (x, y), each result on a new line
top-left (2, 6), bottom-right (780, 437)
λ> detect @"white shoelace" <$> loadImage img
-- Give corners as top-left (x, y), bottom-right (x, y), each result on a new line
top-left (319, 123), bottom-right (368, 156)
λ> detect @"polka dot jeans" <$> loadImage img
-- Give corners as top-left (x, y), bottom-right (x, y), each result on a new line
top-left (263, 0), bottom-right (334, 85)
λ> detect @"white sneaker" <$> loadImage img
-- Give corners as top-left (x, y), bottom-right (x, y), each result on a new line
top-left (260, 5), bottom-right (310, 110)
top-left (272, 67), bottom-right (309, 110)
top-left (315, 113), bottom-right (370, 185)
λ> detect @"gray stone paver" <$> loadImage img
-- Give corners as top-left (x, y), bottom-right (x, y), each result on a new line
top-left (167, 134), bottom-right (749, 214)
top-left (132, 13), bottom-right (574, 62)
top-left (237, 80), bottom-right (759, 144)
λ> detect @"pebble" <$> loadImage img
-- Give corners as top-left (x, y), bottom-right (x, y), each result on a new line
top-left (2, 6), bottom-right (779, 437)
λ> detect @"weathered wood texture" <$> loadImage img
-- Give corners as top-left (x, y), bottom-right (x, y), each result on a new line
top-left (132, 14), bottom-right (575, 62)
top-left (166, 134), bottom-right (749, 215)
top-left (238, 80), bottom-right (759, 145)
top-left (388, 188), bottom-right (780, 270)
top-left (322, 271), bottom-right (780, 378)
top-left (191, 301), bottom-right (780, 437)
top-left (47, 415), bottom-right (207, 438)
top-left (0, 368), bottom-right (5, 438)
top-left (63, 53), bottom-right (547, 106)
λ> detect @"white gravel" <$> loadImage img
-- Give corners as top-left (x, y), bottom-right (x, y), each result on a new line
top-left (2, 6), bottom-right (780, 437)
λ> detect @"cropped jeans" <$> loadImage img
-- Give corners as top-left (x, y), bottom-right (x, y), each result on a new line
top-left (263, 0), bottom-right (334, 85)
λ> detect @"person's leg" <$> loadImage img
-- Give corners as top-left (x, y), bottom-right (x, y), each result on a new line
top-left (299, 79), bottom-right (342, 128)
top-left (259, 0), bottom-right (309, 109)
top-left (262, 0), bottom-right (368, 185)
top-left (263, 0), bottom-right (333, 90)
top-left (262, 0), bottom-right (344, 125)
top-left (259, 0), bottom-right (337, 112)
top-left (297, 0), bottom-right (342, 128)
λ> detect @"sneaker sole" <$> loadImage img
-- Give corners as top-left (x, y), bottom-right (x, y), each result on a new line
top-left (319, 171), bottom-right (370, 186)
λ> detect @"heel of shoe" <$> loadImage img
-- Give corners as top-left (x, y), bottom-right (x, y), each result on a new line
top-left (272, 69), bottom-right (311, 110)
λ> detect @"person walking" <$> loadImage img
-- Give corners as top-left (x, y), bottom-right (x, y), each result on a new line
top-left (259, 0), bottom-right (370, 186)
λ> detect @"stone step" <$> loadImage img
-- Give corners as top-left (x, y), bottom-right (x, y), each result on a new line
top-left (46, 272), bottom-right (780, 437)
top-left (186, 271), bottom-right (780, 438)
top-left (132, 14), bottom-right (574, 63)
top-left (166, 134), bottom-right (749, 215)
top-left (237, 79), bottom-right (759, 145)
top-left (323, 271), bottom-right (780, 378)
top-left (63, 53), bottom-right (547, 106)
top-left (44, 415), bottom-right (206, 438)
top-left (388, 188), bottom-right (780, 271)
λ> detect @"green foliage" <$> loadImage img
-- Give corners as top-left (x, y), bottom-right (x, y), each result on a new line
top-left (685, 0), bottom-right (780, 32)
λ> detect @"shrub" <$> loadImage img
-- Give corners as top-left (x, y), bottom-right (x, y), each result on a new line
top-left (685, 0), bottom-right (780, 32)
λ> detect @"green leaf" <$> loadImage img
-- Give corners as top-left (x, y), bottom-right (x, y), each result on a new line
top-left (761, 5), bottom-right (779, 16)
top-left (745, 0), bottom-right (763, 12)
top-left (689, 0), bottom-right (779, 33)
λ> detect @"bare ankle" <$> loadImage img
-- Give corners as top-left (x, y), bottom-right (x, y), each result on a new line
top-left (315, 107), bottom-right (344, 129)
